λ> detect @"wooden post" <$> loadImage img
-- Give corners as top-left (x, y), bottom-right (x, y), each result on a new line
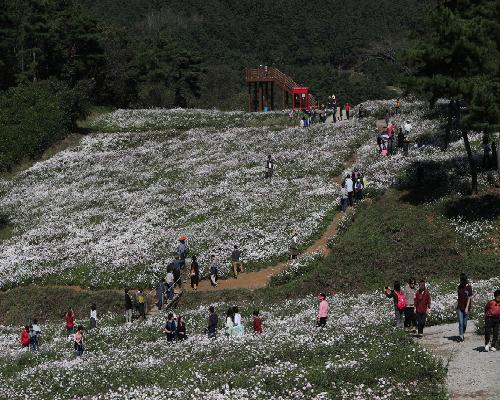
top-left (248, 84), bottom-right (251, 112)
top-left (258, 83), bottom-right (263, 111)
top-left (270, 82), bottom-right (274, 110)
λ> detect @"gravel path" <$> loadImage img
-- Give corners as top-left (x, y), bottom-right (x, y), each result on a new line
top-left (419, 321), bottom-right (500, 400)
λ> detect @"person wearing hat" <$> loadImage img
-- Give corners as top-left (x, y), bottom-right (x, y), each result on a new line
top-left (317, 293), bottom-right (329, 327)
top-left (176, 235), bottom-right (189, 269)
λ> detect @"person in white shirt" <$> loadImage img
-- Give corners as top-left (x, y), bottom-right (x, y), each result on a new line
top-left (232, 306), bottom-right (244, 336)
top-left (90, 303), bottom-right (97, 329)
top-left (344, 175), bottom-right (354, 206)
top-left (225, 308), bottom-right (235, 336)
top-left (404, 121), bottom-right (412, 136)
top-left (340, 182), bottom-right (349, 212)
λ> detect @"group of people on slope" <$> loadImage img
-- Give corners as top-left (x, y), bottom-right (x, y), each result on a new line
top-left (19, 319), bottom-right (42, 353)
top-left (206, 306), bottom-right (262, 339)
top-left (377, 119), bottom-right (412, 157)
top-left (385, 278), bottom-right (431, 337)
top-left (340, 168), bottom-right (366, 211)
top-left (385, 273), bottom-right (500, 352)
top-left (163, 313), bottom-right (187, 342)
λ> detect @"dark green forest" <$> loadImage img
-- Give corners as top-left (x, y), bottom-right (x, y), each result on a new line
top-left (1, 0), bottom-right (427, 110)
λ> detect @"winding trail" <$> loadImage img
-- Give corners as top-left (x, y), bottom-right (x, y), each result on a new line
top-left (418, 321), bottom-right (500, 400)
top-left (189, 119), bottom-right (367, 293)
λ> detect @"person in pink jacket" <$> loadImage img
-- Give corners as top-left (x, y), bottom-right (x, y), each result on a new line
top-left (317, 293), bottom-right (329, 327)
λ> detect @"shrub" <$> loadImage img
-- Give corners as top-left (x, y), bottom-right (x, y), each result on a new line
top-left (0, 79), bottom-right (91, 172)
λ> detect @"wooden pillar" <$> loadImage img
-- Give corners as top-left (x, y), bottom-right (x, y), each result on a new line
top-left (270, 82), bottom-right (274, 111)
top-left (248, 84), bottom-right (251, 112)
top-left (258, 83), bottom-right (263, 111)
top-left (254, 83), bottom-right (258, 112)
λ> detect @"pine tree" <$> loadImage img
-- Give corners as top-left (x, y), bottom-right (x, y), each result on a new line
top-left (404, 0), bottom-right (500, 192)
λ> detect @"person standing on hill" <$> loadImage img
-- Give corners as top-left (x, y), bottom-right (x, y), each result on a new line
top-left (190, 255), bottom-right (200, 290)
top-left (456, 273), bottom-right (473, 342)
top-left (403, 279), bottom-right (416, 333)
top-left (164, 313), bottom-right (177, 342)
top-left (20, 326), bottom-right (30, 349)
top-left (253, 310), bottom-right (263, 334)
top-left (395, 99), bottom-right (401, 115)
top-left (484, 289), bottom-right (500, 352)
top-left (289, 231), bottom-right (299, 260)
top-left (176, 315), bottom-right (187, 341)
top-left (354, 179), bottom-right (363, 203)
top-left (317, 293), bottom-right (329, 327)
top-left (124, 289), bottom-right (134, 323)
top-left (225, 308), bottom-right (235, 337)
top-left (233, 306), bottom-right (244, 336)
top-left (336, 104), bottom-right (341, 121)
top-left (136, 290), bottom-right (146, 320)
top-left (345, 175), bottom-right (354, 207)
top-left (414, 280), bottom-right (431, 337)
top-left (345, 103), bottom-right (351, 120)
top-left (209, 254), bottom-right (219, 287)
top-left (231, 245), bottom-right (244, 278)
top-left (332, 97), bottom-right (337, 122)
top-left (172, 255), bottom-right (182, 288)
top-left (404, 120), bottom-right (412, 136)
top-left (66, 307), bottom-right (75, 334)
top-left (29, 319), bottom-right (42, 353)
top-left (265, 155), bottom-right (276, 181)
top-left (90, 304), bottom-right (97, 329)
top-left (385, 282), bottom-right (406, 328)
top-left (166, 267), bottom-right (174, 300)
top-left (207, 305), bottom-right (218, 339)
top-left (73, 325), bottom-right (84, 356)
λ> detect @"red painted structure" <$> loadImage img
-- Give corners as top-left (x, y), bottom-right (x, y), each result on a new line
top-left (245, 67), bottom-right (317, 112)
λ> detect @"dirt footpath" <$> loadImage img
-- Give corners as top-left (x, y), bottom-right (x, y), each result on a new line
top-left (419, 321), bottom-right (500, 400)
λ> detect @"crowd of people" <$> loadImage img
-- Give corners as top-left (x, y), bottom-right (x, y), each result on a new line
top-left (385, 273), bottom-right (500, 352)
top-left (296, 95), bottom-right (352, 128)
top-left (339, 167), bottom-right (366, 211)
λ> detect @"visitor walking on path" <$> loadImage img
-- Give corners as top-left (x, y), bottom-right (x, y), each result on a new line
top-left (336, 104), bottom-right (341, 121)
top-left (166, 268), bottom-right (174, 300)
top-left (340, 182), bottom-right (349, 212)
top-left (172, 255), bottom-right (182, 288)
top-left (414, 280), bottom-right (431, 337)
top-left (136, 290), bottom-right (146, 320)
top-left (210, 255), bottom-right (219, 287)
top-left (345, 103), bottom-right (351, 120)
top-left (403, 279), bottom-right (416, 333)
top-left (354, 179), bottom-right (363, 203)
top-left (395, 99), bottom-right (401, 115)
top-left (20, 326), bottom-right (30, 349)
top-left (66, 307), bottom-right (75, 334)
top-left (156, 279), bottom-right (166, 310)
top-left (124, 289), bottom-right (134, 323)
top-left (385, 282), bottom-right (406, 328)
top-left (207, 306), bottom-right (218, 339)
top-left (231, 245), bottom-right (244, 278)
top-left (190, 255), bottom-right (200, 290)
top-left (176, 234), bottom-right (189, 269)
top-left (253, 310), bottom-right (263, 334)
top-left (90, 304), bottom-right (97, 329)
top-left (484, 289), bottom-right (500, 352)
top-left (317, 293), bottom-right (329, 327)
top-left (345, 175), bottom-right (354, 207)
top-left (289, 231), bottom-right (299, 260)
top-left (457, 273), bottom-right (473, 342)
top-left (403, 120), bottom-right (412, 136)
top-left (73, 325), bottom-right (84, 356)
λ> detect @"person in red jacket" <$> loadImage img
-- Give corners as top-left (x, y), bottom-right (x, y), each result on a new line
top-left (20, 326), bottom-right (30, 348)
top-left (66, 307), bottom-right (75, 334)
top-left (345, 103), bottom-right (351, 120)
top-left (414, 280), bottom-right (431, 337)
top-left (484, 289), bottom-right (500, 352)
top-left (253, 310), bottom-right (263, 334)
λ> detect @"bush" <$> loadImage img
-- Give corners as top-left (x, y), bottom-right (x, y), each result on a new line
top-left (0, 79), bottom-right (91, 172)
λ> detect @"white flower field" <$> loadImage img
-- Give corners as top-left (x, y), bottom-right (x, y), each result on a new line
top-left (0, 110), bottom-right (373, 288)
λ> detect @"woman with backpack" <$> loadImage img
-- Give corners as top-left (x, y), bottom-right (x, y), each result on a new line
top-left (385, 281), bottom-right (406, 328)
top-left (457, 273), bottom-right (473, 342)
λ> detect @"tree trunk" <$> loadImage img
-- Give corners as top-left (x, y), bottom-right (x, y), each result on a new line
top-left (461, 129), bottom-right (478, 194)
